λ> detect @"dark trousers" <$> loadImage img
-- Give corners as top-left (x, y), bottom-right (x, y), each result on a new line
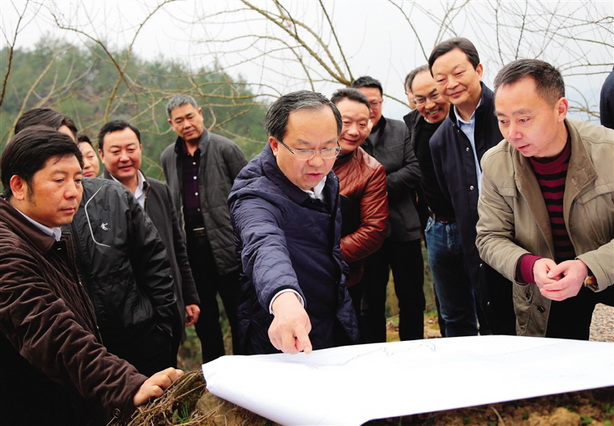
top-left (106, 325), bottom-right (174, 377)
top-left (547, 285), bottom-right (614, 340)
top-left (186, 234), bottom-right (240, 363)
top-left (360, 238), bottom-right (425, 342)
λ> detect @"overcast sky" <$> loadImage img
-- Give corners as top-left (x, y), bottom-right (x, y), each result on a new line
top-left (2, 0), bottom-right (612, 121)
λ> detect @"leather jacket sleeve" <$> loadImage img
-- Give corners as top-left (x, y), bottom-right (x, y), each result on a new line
top-left (341, 162), bottom-right (389, 263)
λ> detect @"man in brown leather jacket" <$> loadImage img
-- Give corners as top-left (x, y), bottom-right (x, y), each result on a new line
top-left (331, 88), bottom-right (389, 321)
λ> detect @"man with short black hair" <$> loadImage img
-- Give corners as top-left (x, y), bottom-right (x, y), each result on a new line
top-left (477, 59), bottom-right (614, 339)
top-left (351, 75), bottom-right (424, 342)
top-left (429, 37), bottom-right (516, 335)
top-left (229, 90), bottom-right (359, 355)
top-left (14, 109), bottom-right (179, 377)
top-left (0, 126), bottom-right (182, 425)
top-left (405, 65), bottom-right (476, 338)
top-left (99, 119), bottom-right (201, 366)
top-left (330, 88), bottom-right (389, 318)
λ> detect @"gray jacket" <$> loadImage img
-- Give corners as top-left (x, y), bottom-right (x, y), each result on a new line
top-left (160, 130), bottom-right (247, 275)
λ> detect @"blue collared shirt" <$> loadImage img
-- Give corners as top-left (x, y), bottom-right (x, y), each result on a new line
top-left (454, 101), bottom-right (483, 192)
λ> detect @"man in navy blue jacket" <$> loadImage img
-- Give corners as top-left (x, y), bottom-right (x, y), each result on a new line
top-left (429, 37), bottom-right (516, 335)
top-left (229, 91), bottom-right (359, 355)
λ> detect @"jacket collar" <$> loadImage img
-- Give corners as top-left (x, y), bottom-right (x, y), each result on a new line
top-left (0, 198), bottom-right (57, 254)
top-left (511, 118), bottom-right (597, 254)
top-left (366, 116), bottom-right (388, 147)
top-left (102, 169), bottom-right (148, 203)
top-left (563, 119), bottom-right (597, 200)
top-left (446, 82), bottom-right (493, 125)
top-left (173, 129), bottom-right (209, 155)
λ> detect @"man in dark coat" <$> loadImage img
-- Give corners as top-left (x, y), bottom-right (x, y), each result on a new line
top-left (98, 120), bottom-right (201, 366)
top-left (0, 127), bottom-right (182, 426)
top-left (351, 76), bottom-right (424, 342)
top-left (161, 94), bottom-right (247, 361)
top-left (428, 37), bottom-right (516, 335)
top-left (229, 90), bottom-right (359, 355)
top-left (600, 67), bottom-right (614, 129)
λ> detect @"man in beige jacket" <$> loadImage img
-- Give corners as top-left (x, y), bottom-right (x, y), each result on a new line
top-left (476, 59), bottom-right (613, 339)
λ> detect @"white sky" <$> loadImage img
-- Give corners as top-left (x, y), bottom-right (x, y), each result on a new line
top-left (1, 0), bottom-right (612, 121)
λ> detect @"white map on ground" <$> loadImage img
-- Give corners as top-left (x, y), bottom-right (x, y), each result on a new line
top-left (202, 335), bottom-right (614, 425)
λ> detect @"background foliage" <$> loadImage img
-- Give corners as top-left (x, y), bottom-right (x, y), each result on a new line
top-left (0, 40), bottom-right (269, 175)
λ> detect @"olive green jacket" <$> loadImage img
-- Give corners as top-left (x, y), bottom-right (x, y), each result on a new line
top-left (476, 119), bottom-right (614, 336)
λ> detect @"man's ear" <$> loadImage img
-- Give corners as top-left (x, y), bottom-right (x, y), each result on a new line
top-left (9, 175), bottom-right (27, 201)
top-left (98, 149), bottom-right (104, 159)
top-left (269, 136), bottom-right (279, 156)
top-left (556, 97), bottom-right (569, 123)
top-left (475, 63), bottom-right (484, 80)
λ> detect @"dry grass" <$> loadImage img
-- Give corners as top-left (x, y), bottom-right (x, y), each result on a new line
top-left (127, 371), bottom-right (272, 426)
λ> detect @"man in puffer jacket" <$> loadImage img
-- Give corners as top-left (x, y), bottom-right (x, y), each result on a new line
top-left (229, 90), bottom-right (359, 355)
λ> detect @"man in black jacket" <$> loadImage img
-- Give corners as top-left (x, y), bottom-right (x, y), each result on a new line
top-left (161, 94), bottom-right (248, 361)
top-left (404, 65), bottom-right (478, 337)
top-left (14, 109), bottom-right (179, 376)
top-left (98, 120), bottom-right (201, 366)
top-left (351, 76), bottom-right (424, 342)
top-left (428, 37), bottom-right (516, 335)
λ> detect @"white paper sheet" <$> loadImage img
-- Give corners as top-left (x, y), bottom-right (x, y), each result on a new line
top-left (202, 335), bottom-right (614, 425)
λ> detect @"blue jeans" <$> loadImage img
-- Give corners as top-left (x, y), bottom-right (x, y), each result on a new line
top-left (425, 217), bottom-right (478, 336)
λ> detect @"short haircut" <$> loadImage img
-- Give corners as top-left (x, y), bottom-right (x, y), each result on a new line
top-left (97, 120), bottom-right (141, 151)
top-left (15, 108), bottom-right (78, 140)
top-left (1, 126), bottom-right (83, 199)
top-left (77, 134), bottom-right (93, 147)
top-left (265, 90), bottom-right (342, 141)
top-left (166, 94), bottom-right (198, 119)
top-left (330, 88), bottom-right (371, 111)
top-left (428, 37), bottom-right (480, 72)
top-left (350, 76), bottom-right (383, 96)
top-left (405, 65), bottom-right (429, 93)
top-left (494, 59), bottom-right (565, 107)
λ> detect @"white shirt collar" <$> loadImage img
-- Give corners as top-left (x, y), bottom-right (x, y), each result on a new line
top-left (110, 170), bottom-right (146, 207)
top-left (302, 176), bottom-right (327, 201)
top-left (15, 207), bottom-right (62, 241)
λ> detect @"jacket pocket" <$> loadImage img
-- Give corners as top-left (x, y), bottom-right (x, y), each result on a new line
top-left (511, 281), bottom-right (532, 336)
top-left (572, 182), bottom-right (614, 247)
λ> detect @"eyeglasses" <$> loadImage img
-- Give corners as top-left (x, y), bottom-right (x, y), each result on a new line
top-left (369, 100), bottom-right (383, 109)
top-left (412, 93), bottom-right (443, 106)
top-left (277, 139), bottom-right (341, 160)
